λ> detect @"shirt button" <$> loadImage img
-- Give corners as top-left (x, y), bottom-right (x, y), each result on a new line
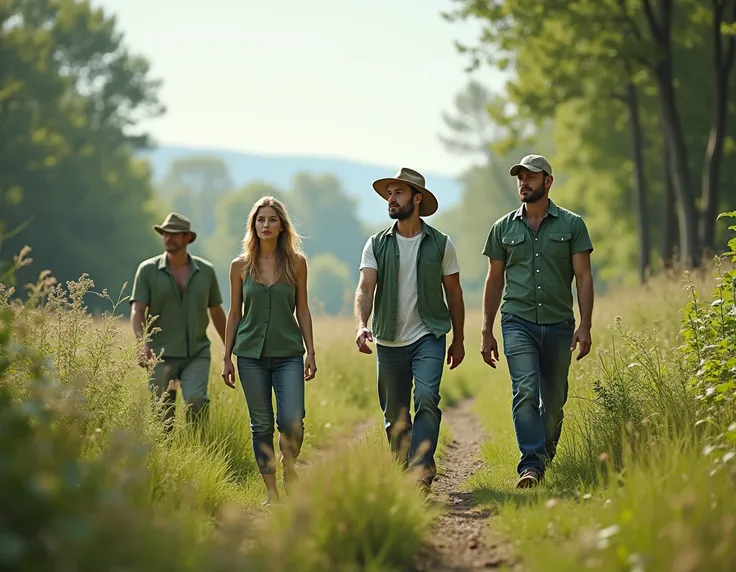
top-left (535, 253), bottom-right (539, 257)
top-left (538, 303), bottom-right (542, 306)
top-left (537, 286), bottom-right (541, 289)
top-left (536, 269), bottom-right (540, 273)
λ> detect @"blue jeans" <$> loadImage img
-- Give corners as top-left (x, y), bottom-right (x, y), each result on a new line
top-left (236, 356), bottom-right (305, 474)
top-left (500, 312), bottom-right (575, 476)
top-left (376, 333), bottom-right (446, 482)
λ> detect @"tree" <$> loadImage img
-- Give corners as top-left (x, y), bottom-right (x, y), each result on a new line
top-left (438, 80), bottom-right (505, 162)
top-left (307, 253), bottom-right (353, 316)
top-left (641, 0), bottom-right (700, 267)
top-left (0, 0), bottom-right (165, 306)
top-left (443, 0), bottom-right (736, 280)
top-left (286, 172), bottom-right (367, 275)
top-left (157, 157), bottom-right (235, 247)
top-left (699, 1), bottom-right (736, 255)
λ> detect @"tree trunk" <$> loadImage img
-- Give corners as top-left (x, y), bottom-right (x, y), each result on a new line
top-left (660, 145), bottom-right (677, 269)
top-left (643, 0), bottom-right (700, 268)
top-left (625, 70), bottom-right (650, 283)
top-left (700, 0), bottom-right (736, 256)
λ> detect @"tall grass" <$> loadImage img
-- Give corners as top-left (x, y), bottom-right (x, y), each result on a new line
top-left (0, 247), bottom-right (446, 571)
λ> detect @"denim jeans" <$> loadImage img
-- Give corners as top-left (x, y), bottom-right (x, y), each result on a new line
top-left (376, 333), bottom-right (446, 482)
top-left (500, 312), bottom-right (575, 476)
top-left (236, 356), bottom-right (305, 474)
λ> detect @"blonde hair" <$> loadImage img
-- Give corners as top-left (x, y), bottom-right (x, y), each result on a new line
top-left (240, 196), bottom-right (304, 286)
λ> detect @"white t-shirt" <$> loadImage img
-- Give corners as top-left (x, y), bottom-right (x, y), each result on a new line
top-left (359, 232), bottom-right (460, 347)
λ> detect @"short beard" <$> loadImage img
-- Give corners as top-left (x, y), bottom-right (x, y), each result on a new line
top-left (520, 183), bottom-right (545, 203)
top-left (389, 200), bottom-right (415, 220)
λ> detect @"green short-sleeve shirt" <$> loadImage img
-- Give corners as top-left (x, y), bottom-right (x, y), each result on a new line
top-left (482, 199), bottom-right (593, 324)
top-left (130, 253), bottom-right (223, 358)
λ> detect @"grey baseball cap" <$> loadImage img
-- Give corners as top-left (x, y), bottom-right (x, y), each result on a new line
top-left (509, 154), bottom-right (552, 176)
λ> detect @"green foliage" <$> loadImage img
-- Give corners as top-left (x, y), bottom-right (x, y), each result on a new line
top-left (0, 258), bottom-right (209, 571)
top-left (552, 321), bottom-right (697, 489)
top-left (489, 442), bottom-right (736, 572)
top-left (287, 172), bottom-right (368, 276)
top-left (444, 0), bottom-right (736, 286)
top-left (0, 245), bottom-right (436, 571)
top-left (242, 428), bottom-right (437, 572)
top-left (678, 212), bottom-right (736, 469)
top-left (158, 156), bottom-right (236, 244)
top-left (307, 253), bottom-right (353, 316)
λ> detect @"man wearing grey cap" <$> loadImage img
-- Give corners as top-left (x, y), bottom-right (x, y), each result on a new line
top-left (480, 154), bottom-right (595, 488)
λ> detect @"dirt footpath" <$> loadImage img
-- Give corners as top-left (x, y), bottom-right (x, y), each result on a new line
top-left (413, 399), bottom-right (515, 571)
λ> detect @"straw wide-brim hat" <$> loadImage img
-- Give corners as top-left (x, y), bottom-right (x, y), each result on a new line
top-left (372, 167), bottom-right (438, 217)
top-left (154, 212), bottom-right (197, 243)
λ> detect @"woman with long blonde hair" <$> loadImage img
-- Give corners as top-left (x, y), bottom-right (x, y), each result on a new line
top-left (222, 195), bottom-right (316, 504)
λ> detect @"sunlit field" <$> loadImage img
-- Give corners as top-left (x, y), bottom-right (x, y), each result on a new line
top-left (0, 263), bottom-right (473, 571)
top-left (2, 238), bottom-right (735, 570)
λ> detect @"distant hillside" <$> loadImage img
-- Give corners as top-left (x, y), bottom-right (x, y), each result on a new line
top-left (139, 145), bottom-right (463, 224)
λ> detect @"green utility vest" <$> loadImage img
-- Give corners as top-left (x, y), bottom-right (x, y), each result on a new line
top-left (371, 221), bottom-right (451, 342)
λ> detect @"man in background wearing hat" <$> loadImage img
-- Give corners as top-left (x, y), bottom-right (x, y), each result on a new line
top-left (480, 154), bottom-right (595, 489)
top-left (130, 212), bottom-right (227, 433)
top-left (354, 167), bottom-right (466, 493)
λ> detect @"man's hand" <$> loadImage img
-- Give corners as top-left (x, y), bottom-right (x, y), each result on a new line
top-left (480, 331), bottom-right (500, 368)
top-left (571, 325), bottom-right (592, 361)
top-left (355, 326), bottom-right (374, 354)
top-left (221, 358), bottom-right (236, 388)
top-left (446, 339), bottom-right (465, 370)
top-left (138, 342), bottom-right (153, 368)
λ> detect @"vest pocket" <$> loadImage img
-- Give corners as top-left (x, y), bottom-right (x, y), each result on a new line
top-left (424, 261), bottom-right (443, 290)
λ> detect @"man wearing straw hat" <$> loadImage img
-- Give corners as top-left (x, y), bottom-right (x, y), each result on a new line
top-left (130, 212), bottom-right (227, 432)
top-left (354, 167), bottom-right (466, 493)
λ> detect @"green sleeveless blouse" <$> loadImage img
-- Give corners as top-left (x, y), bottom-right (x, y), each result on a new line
top-left (232, 274), bottom-right (305, 358)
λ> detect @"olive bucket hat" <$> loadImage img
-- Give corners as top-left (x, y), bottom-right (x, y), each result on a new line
top-left (153, 212), bottom-right (197, 243)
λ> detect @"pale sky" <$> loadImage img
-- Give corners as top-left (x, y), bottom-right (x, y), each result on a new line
top-left (92, 0), bottom-right (508, 177)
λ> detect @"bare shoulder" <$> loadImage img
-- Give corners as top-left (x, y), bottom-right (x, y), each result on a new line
top-left (230, 256), bottom-right (245, 274)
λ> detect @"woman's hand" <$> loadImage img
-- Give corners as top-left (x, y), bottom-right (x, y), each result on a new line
top-left (304, 353), bottom-right (317, 381)
top-left (222, 358), bottom-right (236, 388)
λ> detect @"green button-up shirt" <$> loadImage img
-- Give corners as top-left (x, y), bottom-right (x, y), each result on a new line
top-left (130, 253), bottom-right (223, 358)
top-left (482, 199), bottom-right (593, 324)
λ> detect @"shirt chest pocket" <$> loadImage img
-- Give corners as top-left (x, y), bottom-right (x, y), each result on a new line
top-left (502, 233), bottom-right (526, 264)
top-left (546, 232), bottom-right (572, 258)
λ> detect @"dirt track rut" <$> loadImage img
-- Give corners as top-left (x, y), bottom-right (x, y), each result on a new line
top-left (413, 399), bottom-right (514, 571)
